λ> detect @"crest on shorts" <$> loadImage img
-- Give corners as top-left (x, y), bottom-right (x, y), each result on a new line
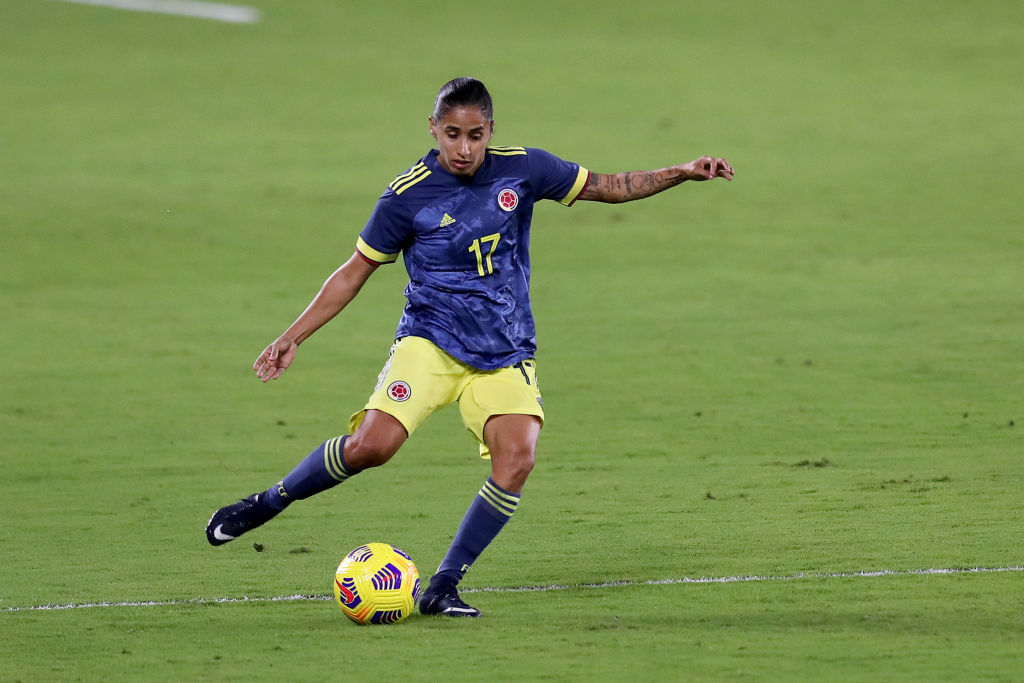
top-left (497, 188), bottom-right (519, 212)
top-left (387, 381), bottom-right (411, 402)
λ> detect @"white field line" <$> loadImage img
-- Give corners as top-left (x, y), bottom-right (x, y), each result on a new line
top-left (3, 566), bottom-right (1022, 614)
top-left (50, 0), bottom-right (261, 23)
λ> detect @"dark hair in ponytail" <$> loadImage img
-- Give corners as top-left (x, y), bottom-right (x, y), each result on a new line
top-left (432, 77), bottom-right (493, 121)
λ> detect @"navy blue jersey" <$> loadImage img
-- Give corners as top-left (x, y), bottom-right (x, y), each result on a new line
top-left (356, 146), bottom-right (590, 370)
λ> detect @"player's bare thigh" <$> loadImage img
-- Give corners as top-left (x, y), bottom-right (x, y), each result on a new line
top-left (483, 413), bottom-right (541, 494)
top-left (345, 409), bottom-right (408, 470)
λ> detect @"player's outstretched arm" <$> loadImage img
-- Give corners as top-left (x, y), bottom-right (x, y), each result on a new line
top-left (254, 252), bottom-right (378, 382)
top-left (578, 156), bottom-right (734, 204)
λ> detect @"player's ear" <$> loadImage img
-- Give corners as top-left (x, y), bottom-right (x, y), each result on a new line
top-left (428, 116), bottom-right (438, 139)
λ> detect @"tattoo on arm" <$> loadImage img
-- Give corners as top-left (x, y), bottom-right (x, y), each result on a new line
top-left (579, 168), bottom-right (687, 203)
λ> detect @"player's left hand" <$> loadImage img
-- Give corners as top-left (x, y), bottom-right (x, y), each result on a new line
top-left (682, 156), bottom-right (734, 181)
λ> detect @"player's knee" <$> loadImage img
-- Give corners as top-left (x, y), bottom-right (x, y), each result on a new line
top-left (345, 430), bottom-right (401, 470)
top-left (493, 443), bottom-right (535, 490)
top-left (511, 456), bottom-right (535, 487)
top-left (345, 410), bottom-right (407, 470)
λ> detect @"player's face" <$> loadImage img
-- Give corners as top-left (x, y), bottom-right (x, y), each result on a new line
top-left (429, 106), bottom-right (494, 178)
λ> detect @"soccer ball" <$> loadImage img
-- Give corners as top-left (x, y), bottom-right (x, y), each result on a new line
top-left (333, 543), bottom-right (420, 625)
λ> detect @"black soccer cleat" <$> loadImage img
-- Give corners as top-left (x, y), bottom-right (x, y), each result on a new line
top-left (205, 493), bottom-right (279, 546)
top-left (418, 575), bottom-right (481, 618)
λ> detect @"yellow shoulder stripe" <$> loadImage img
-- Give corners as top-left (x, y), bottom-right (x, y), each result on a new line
top-left (558, 166), bottom-right (590, 206)
top-left (389, 162), bottom-right (431, 195)
top-left (487, 145), bottom-right (527, 157)
top-left (356, 236), bottom-right (399, 264)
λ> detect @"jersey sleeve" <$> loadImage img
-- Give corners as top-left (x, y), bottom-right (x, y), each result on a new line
top-left (356, 192), bottom-right (412, 265)
top-left (526, 148), bottom-right (590, 206)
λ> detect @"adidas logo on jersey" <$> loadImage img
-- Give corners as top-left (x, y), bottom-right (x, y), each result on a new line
top-left (440, 213), bottom-right (457, 227)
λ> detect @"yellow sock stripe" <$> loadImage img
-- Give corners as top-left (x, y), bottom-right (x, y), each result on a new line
top-left (323, 437), bottom-right (351, 482)
top-left (483, 479), bottom-right (520, 505)
top-left (389, 164), bottom-right (431, 194)
top-left (479, 480), bottom-right (519, 517)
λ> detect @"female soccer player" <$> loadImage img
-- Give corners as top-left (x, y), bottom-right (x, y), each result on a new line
top-left (206, 77), bottom-right (734, 617)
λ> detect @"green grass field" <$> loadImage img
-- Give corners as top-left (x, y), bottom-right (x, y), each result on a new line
top-left (2, 0), bottom-right (1022, 680)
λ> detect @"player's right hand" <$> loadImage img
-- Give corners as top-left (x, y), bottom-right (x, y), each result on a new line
top-left (254, 337), bottom-right (298, 382)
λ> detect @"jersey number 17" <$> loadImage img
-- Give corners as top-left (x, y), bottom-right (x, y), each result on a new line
top-left (468, 233), bottom-right (501, 276)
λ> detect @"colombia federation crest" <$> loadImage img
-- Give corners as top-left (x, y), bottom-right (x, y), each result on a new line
top-left (497, 188), bottom-right (519, 212)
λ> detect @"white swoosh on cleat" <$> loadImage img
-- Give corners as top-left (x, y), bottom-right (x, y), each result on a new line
top-left (212, 525), bottom-right (235, 542)
top-left (443, 607), bottom-right (478, 615)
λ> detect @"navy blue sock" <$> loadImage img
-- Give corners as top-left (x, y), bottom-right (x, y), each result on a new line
top-left (262, 436), bottom-right (356, 511)
top-left (437, 478), bottom-right (521, 582)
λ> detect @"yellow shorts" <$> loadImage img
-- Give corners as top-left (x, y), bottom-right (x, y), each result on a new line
top-left (349, 336), bottom-right (544, 458)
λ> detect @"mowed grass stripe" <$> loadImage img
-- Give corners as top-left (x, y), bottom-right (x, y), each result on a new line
top-left (5, 565), bottom-right (1021, 613)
